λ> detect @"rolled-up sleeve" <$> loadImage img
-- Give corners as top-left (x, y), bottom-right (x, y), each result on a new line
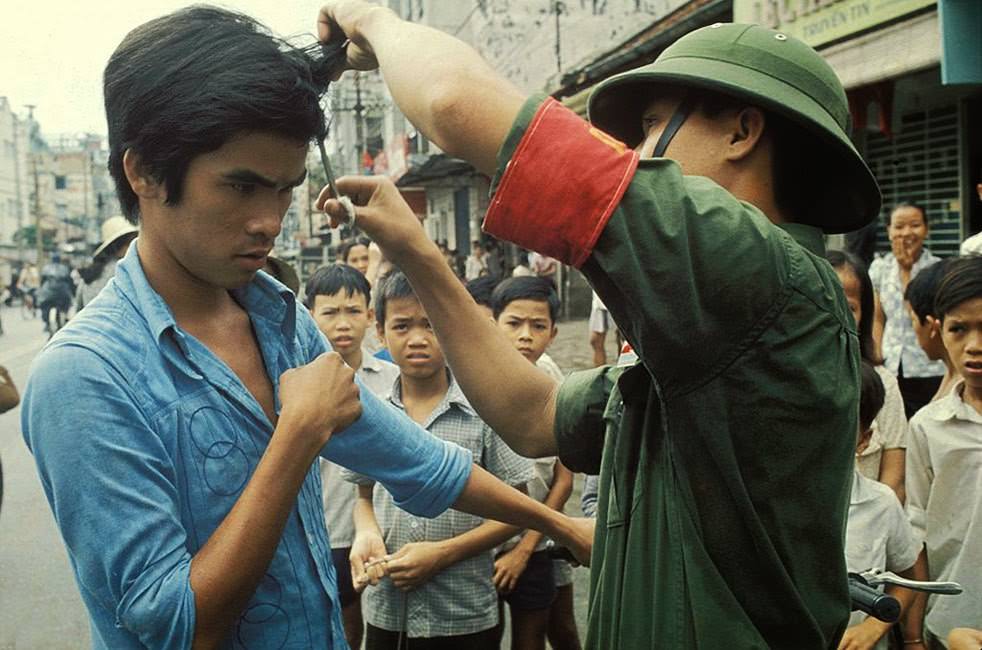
top-left (323, 384), bottom-right (472, 518)
top-left (22, 345), bottom-right (196, 648)
top-left (905, 415), bottom-right (933, 543)
top-left (301, 318), bottom-right (472, 518)
top-left (554, 366), bottom-right (623, 474)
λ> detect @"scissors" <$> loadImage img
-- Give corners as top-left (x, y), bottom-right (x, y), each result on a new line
top-left (317, 135), bottom-right (356, 226)
top-left (316, 39), bottom-right (357, 226)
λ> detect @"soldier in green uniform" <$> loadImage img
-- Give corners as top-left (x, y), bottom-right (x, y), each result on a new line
top-left (316, 3), bottom-right (881, 648)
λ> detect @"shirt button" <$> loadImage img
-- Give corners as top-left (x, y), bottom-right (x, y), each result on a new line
top-left (410, 521), bottom-right (418, 529)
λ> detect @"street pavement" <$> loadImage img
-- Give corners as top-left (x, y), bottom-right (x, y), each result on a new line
top-left (0, 305), bottom-right (617, 649)
top-left (0, 306), bottom-right (90, 649)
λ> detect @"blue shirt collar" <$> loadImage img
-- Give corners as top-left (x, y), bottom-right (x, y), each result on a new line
top-left (114, 242), bottom-right (298, 359)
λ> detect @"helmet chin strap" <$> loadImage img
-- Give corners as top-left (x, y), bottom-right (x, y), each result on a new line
top-left (651, 95), bottom-right (694, 158)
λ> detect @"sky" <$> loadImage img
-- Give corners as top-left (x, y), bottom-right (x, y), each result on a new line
top-left (0, 0), bottom-right (325, 137)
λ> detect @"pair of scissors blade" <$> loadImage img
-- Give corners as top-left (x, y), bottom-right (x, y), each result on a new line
top-left (317, 136), bottom-right (356, 225)
top-left (318, 136), bottom-right (341, 199)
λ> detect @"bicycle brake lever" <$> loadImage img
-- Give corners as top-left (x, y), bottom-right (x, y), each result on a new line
top-left (861, 569), bottom-right (963, 595)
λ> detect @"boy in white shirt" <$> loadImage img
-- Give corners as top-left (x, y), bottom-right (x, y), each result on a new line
top-left (843, 360), bottom-right (929, 650)
top-left (306, 263), bottom-right (400, 650)
top-left (907, 256), bottom-right (982, 647)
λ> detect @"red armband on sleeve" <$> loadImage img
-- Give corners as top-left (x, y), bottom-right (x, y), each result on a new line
top-left (483, 98), bottom-right (639, 268)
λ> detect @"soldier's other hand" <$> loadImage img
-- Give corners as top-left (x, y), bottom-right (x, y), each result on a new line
top-left (317, 1), bottom-right (390, 77)
top-left (317, 175), bottom-right (432, 266)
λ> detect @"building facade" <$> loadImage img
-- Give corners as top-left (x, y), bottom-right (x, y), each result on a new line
top-left (734, 0), bottom-right (981, 255)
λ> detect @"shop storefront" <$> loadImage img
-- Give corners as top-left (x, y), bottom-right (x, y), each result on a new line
top-left (734, 0), bottom-right (982, 255)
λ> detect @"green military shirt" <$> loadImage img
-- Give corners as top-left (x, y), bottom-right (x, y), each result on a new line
top-left (485, 95), bottom-right (859, 649)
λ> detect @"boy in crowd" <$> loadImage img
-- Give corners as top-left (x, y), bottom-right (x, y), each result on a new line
top-left (465, 276), bottom-right (499, 321)
top-left (305, 263), bottom-right (400, 649)
top-left (842, 362), bottom-right (928, 650)
top-left (349, 271), bottom-right (535, 649)
top-left (465, 240), bottom-right (489, 281)
top-left (466, 275), bottom-right (566, 385)
top-left (907, 256), bottom-right (982, 647)
top-left (905, 258), bottom-right (960, 401)
top-left (490, 277), bottom-right (579, 650)
top-left (339, 238), bottom-right (372, 278)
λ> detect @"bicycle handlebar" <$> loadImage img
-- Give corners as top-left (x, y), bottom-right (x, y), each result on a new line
top-left (848, 576), bottom-right (901, 623)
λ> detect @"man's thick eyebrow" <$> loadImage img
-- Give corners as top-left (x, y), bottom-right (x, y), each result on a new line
top-left (221, 168), bottom-right (308, 189)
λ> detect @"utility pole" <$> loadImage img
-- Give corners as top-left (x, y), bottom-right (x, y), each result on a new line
top-left (554, 1), bottom-right (565, 74)
top-left (12, 112), bottom-right (24, 263)
top-left (354, 72), bottom-right (366, 173)
top-left (25, 104), bottom-right (44, 267)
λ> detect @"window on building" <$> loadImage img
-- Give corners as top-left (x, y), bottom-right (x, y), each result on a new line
top-left (55, 175), bottom-right (67, 190)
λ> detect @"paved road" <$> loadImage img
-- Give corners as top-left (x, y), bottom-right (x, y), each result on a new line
top-left (0, 302), bottom-right (616, 649)
top-left (0, 306), bottom-right (90, 649)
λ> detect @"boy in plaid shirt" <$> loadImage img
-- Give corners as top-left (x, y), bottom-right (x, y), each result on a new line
top-left (348, 271), bottom-right (534, 649)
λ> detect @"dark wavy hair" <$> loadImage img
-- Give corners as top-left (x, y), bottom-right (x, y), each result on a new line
top-left (374, 271), bottom-right (418, 328)
top-left (934, 256), bottom-right (982, 321)
top-left (859, 360), bottom-right (885, 433)
top-left (904, 258), bottom-right (953, 325)
top-left (491, 276), bottom-right (560, 323)
top-left (104, 5), bottom-right (335, 223)
top-left (827, 249), bottom-right (879, 364)
top-left (303, 263), bottom-right (372, 309)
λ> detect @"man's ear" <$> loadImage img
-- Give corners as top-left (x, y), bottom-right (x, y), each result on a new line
top-left (725, 107), bottom-right (767, 163)
top-left (122, 149), bottom-right (164, 201)
top-left (926, 314), bottom-right (940, 339)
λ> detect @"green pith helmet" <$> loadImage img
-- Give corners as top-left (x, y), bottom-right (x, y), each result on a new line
top-left (588, 22), bottom-right (881, 233)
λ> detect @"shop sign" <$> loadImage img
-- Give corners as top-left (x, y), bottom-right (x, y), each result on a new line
top-left (734, 0), bottom-right (936, 47)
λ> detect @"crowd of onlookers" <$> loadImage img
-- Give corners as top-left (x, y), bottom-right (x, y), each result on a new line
top-left (289, 196), bottom-right (982, 650)
top-left (1, 196), bottom-right (980, 649)
top-left (298, 240), bottom-right (583, 650)
top-left (817, 201), bottom-right (981, 650)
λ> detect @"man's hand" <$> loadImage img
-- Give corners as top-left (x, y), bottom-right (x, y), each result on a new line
top-left (278, 352), bottom-right (361, 451)
top-left (556, 516), bottom-right (595, 567)
top-left (492, 546), bottom-right (531, 594)
top-left (317, 175), bottom-right (432, 266)
top-left (948, 628), bottom-right (982, 650)
top-left (383, 541), bottom-right (449, 591)
top-left (317, 2), bottom-right (391, 75)
top-left (836, 618), bottom-right (888, 650)
top-left (350, 531), bottom-right (388, 592)
top-left (890, 236), bottom-right (916, 269)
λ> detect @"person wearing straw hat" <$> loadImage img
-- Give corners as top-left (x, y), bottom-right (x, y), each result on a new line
top-left (317, 4), bottom-right (882, 648)
top-left (74, 216), bottom-right (139, 313)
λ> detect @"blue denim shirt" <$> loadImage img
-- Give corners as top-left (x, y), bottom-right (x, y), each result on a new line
top-left (21, 245), bottom-right (472, 649)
